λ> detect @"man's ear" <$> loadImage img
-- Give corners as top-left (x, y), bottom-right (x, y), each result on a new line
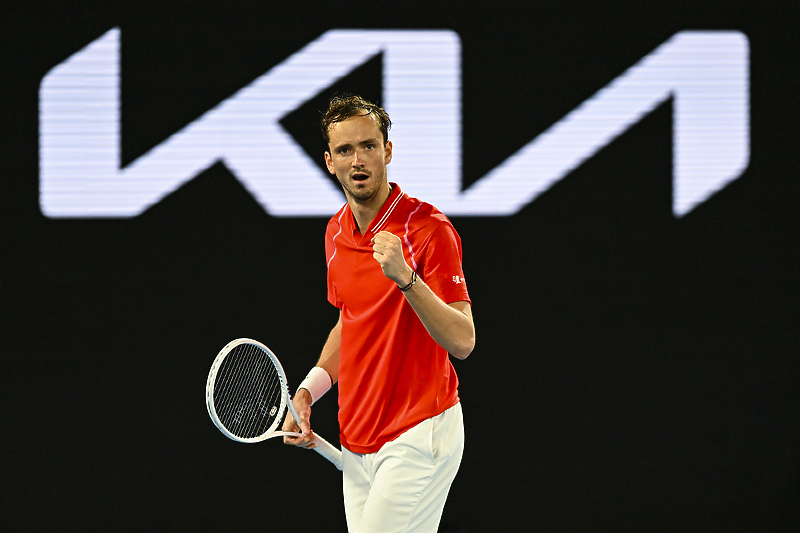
top-left (324, 151), bottom-right (335, 174)
top-left (384, 141), bottom-right (393, 165)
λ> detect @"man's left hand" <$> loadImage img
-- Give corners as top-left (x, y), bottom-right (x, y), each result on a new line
top-left (371, 231), bottom-right (414, 287)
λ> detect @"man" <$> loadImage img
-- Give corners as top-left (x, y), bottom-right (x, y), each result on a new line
top-left (283, 95), bottom-right (475, 533)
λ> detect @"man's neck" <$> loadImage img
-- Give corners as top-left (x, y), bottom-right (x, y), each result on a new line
top-left (349, 184), bottom-right (392, 235)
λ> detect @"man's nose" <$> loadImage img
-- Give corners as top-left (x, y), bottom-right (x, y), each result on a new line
top-left (352, 149), bottom-right (364, 167)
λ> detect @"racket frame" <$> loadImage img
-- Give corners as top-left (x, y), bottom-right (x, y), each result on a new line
top-left (206, 338), bottom-right (343, 470)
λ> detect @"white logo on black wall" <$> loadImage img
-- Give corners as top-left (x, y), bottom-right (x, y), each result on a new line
top-left (39, 29), bottom-right (749, 218)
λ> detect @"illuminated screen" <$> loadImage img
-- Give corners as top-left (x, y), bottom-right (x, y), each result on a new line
top-left (40, 28), bottom-right (748, 218)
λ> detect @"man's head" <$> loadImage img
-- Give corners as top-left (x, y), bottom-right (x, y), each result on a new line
top-left (322, 95), bottom-right (393, 206)
top-left (321, 95), bottom-right (392, 147)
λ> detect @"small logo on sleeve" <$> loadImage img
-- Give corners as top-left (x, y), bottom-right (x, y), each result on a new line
top-left (453, 276), bottom-right (464, 284)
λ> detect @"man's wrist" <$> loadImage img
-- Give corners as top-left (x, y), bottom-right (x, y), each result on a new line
top-left (398, 270), bottom-right (417, 291)
top-left (297, 366), bottom-right (332, 405)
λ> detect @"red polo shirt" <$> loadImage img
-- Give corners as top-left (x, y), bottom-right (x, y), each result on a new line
top-left (326, 183), bottom-right (471, 454)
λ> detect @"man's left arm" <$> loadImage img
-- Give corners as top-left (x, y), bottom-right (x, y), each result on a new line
top-left (371, 230), bottom-right (475, 359)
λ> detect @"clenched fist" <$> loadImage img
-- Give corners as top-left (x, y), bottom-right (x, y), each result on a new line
top-left (371, 231), bottom-right (414, 287)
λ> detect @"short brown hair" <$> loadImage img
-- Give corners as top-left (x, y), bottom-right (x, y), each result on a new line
top-left (321, 95), bottom-right (392, 146)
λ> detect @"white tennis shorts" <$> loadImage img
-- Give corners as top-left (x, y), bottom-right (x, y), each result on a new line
top-left (342, 402), bottom-right (464, 533)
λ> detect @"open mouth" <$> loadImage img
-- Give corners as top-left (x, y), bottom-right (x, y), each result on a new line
top-left (352, 172), bottom-right (370, 182)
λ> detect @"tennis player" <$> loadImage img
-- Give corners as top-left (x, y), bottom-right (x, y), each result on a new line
top-left (283, 95), bottom-right (475, 533)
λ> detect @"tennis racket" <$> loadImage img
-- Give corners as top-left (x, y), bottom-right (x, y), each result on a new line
top-left (206, 338), bottom-right (342, 470)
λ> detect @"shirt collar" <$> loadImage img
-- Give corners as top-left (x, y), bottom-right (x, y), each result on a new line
top-left (347, 182), bottom-right (404, 237)
top-left (368, 183), bottom-right (403, 235)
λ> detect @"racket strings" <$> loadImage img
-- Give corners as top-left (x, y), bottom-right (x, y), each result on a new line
top-left (223, 346), bottom-right (281, 438)
top-left (213, 343), bottom-right (286, 439)
top-left (244, 349), bottom-right (282, 437)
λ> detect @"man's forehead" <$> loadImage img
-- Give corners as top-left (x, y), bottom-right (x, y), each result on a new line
top-left (328, 113), bottom-right (383, 142)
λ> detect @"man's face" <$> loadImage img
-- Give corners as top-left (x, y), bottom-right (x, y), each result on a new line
top-left (324, 113), bottom-right (393, 204)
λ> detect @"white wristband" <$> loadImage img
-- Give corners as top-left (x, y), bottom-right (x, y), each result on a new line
top-left (298, 367), bottom-right (332, 405)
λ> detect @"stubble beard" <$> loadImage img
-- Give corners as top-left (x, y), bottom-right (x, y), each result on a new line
top-left (341, 170), bottom-right (387, 204)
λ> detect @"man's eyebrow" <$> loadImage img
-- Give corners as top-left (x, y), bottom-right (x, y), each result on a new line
top-left (331, 141), bottom-right (353, 151)
top-left (332, 138), bottom-right (379, 151)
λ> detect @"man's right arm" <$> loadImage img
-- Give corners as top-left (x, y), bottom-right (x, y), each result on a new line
top-left (314, 310), bottom-right (342, 385)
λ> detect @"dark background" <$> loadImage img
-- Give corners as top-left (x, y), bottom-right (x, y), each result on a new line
top-left (2, 1), bottom-right (798, 531)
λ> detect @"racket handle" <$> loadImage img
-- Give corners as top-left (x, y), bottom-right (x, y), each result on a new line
top-left (311, 434), bottom-right (343, 471)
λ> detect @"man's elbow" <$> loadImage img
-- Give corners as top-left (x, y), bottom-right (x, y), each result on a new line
top-left (450, 335), bottom-right (475, 360)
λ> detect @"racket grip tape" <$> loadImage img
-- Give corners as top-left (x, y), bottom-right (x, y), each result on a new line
top-left (311, 434), bottom-right (343, 471)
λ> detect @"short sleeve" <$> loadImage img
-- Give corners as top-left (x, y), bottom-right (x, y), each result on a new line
top-left (325, 218), bottom-right (343, 309)
top-left (419, 221), bottom-right (471, 305)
